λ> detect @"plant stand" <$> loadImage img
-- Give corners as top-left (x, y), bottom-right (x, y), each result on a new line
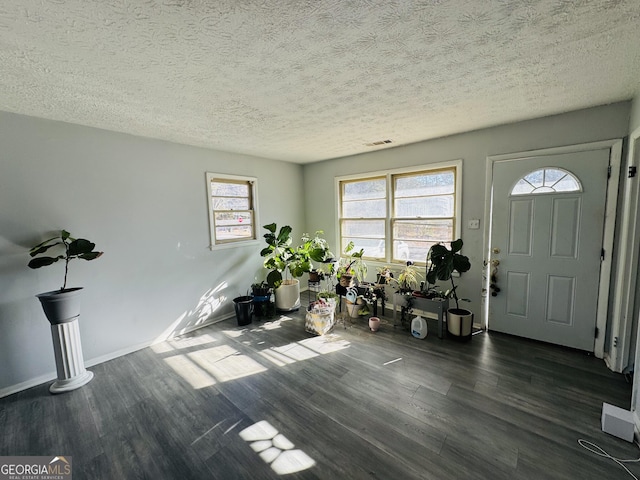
top-left (393, 293), bottom-right (449, 339)
top-left (49, 318), bottom-right (93, 394)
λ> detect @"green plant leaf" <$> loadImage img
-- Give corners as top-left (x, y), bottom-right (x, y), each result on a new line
top-left (266, 270), bottom-right (282, 288)
top-left (79, 252), bottom-right (103, 261)
top-left (276, 225), bottom-right (292, 244)
top-left (452, 254), bottom-right (471, 273)
top-left (429, 244), bottom-right (448, 259)
top-left (29, 241), bottom-right (62, 257)
top-left (451, 238), bottom-right (463, 253)
top-left (61, 230), bottom-right (71, 240)
top-left (308, 247), bottom-right (326, 262)
top-left (28, 256), bottom-right (60, 269)
top-left (68, 238), bottom-right (96, 256)
top-left (263, 223), bottom-right (276, 233)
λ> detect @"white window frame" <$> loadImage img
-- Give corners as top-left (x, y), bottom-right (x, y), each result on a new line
top-left (335, 160), bottom-right (462, 266)
top-left (206, 172), bottom-right (259, 250)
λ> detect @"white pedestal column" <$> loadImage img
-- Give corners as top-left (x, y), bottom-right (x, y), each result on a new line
top-left (49, 317), bottom-right (93, 394)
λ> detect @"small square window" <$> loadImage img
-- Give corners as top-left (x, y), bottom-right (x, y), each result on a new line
top-left (206, 173), bottom-right (258, 248)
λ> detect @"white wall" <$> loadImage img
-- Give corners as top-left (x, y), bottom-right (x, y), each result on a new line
top-left (303, 102), bottom-right (632, 325)
top-left (0, 111), bottom-right (304, 395)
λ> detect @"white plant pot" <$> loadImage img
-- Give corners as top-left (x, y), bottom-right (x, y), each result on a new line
top-left (275, 279), bottom-right (301, 311)
top-left (447, 308), bottom-right (474, 341)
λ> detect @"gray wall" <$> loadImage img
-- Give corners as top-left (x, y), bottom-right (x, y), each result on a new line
top-left (303, 102), bottom-right (632, 323)
top-left (0, 111), bottom-right (304, 395)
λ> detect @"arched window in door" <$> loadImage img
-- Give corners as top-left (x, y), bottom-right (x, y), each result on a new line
top-left (511, 168), bottom-right (582, 195)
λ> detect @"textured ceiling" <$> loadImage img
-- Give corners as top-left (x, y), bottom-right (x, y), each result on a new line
top-left (1, 1), bottom-right (640, 163)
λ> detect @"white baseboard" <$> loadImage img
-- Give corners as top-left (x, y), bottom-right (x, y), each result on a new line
top-left (0, 372), bottom-right (58, 399)
top-left (84, 340), bottom-right (154, 368)
top-left (0, 313), bottom-right (235, 399)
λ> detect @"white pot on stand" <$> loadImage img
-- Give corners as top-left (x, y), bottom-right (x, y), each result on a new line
top-left (274, 279), bottom-right (301, 312)
top-left (36, 288), bottom-right (94, 394)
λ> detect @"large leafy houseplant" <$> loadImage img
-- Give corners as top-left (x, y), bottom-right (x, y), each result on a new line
top-left (426, 238), bottom-right (471, 311)
top-left (426, 238), bottom-right (473, 340)
top-left (260, 223), bottom-right (312, 288)
top-left (28, 229), bottom-right (103, 291)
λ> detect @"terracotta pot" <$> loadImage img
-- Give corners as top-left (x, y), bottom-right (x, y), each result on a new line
top-left (309, 270), bottom-right (322, 283)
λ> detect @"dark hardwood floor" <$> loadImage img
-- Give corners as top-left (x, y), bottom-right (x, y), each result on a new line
top-left (1, 309), bottom-right (638, 479)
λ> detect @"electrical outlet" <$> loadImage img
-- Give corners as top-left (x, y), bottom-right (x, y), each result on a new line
top-left (468, 219), bottom-right (480, 229)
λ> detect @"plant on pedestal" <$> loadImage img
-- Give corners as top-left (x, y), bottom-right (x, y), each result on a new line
top-left (28, 229), bottom-right (103, 393)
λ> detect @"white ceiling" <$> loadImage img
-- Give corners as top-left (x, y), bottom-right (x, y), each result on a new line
top-left (1, 1), bottom-right (640, 164)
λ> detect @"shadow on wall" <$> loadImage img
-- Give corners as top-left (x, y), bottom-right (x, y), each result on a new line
top-left (154, 245), bottom-right (263, 342)
top-left (154, 282), bottom-right (229, 342)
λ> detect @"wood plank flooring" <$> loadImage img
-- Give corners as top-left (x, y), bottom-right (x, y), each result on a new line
top-left (1, 311), bottom-right (638, 479)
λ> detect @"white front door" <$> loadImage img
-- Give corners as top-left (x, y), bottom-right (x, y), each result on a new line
top-left (489, 149), bottom-right (610, 351)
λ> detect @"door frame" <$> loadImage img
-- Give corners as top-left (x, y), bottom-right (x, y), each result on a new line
top-left (483, 139), bottom-right (623, 359)
top-left (613, 127), bottom-right (640, 373)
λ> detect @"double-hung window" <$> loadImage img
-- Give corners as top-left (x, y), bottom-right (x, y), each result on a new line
top-left (338, 161), bottom-right (461, 265)
top-left (206, 173), bottom-right (258, 248)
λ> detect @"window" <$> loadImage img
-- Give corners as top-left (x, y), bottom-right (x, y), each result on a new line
top-left (511, 168), bottom-right (581, 195)
top-left (338, 162), bottom-right (460, 265)
top-left (206, 173), bottom-right (258, 248)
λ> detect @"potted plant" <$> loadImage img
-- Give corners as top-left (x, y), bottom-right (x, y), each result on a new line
top-left (250, 281), bottom-right (274, 319)
top-left (376, 265), bottom-right (393, 285)
top-left (388, 261), bottom-right (422, 294)
top-left (426, 238), bottom-right (473, 341)
top-left (27, 229), bottom-right (103, 393)
top-left (260, 223), bottom-right (312, 311)
top-left (301, 230), bottom-right (334, 282)
top-left (336, 241), bottom-right (367, 287)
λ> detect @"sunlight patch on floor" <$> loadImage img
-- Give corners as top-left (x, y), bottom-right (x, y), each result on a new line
top-left (162, 316), bottom-right (350, 387)
top-left (239, 420), bottom-right (316, 475)
top-left (188, 345), bottom-right (267, 383)
top-left (164, 354), bottom-right (216, 389)
top-left (152, 333), bottom-right (220, 354)
top-left (163, 344), bottom-right (267, 387)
